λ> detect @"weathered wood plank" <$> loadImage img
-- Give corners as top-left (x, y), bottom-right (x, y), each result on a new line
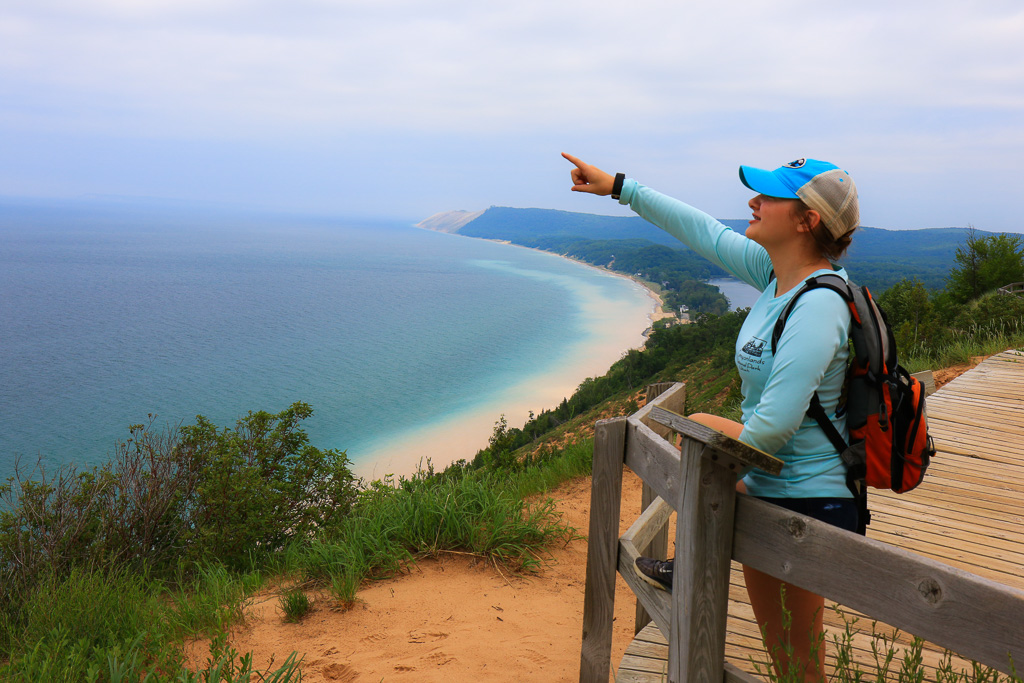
top-left (618, 623), bottom-right (761, 683)
top-left (649, 406), bottom-right (782, 476)
top-left (621, 496), bottom-right (674, 565)
top-left (929, 396), bottom-right (1024, 416)
top-left (868, 498), bottom-right (1024, 538)
top-left (930, 391), bottom-right (1024, 411)
top-left (868, 512), bottom-right (1024, 562)
top-left (635, 383), bottom-right (678, 636)
top-left (928, 423), bottom-right (1024, 449)
top-left (928, 411), bottom-right (1024, 436)
top-left (670, 437), bottom-right (737, 683)
top-left (732, 495), bottom-right (1024, 674)
top-left (634, 382), bottom-right (687, 442)
top-left (922, 461), bottom-right (1024, 491)
top-left (635, 483), bottom-right (669, 636)
top-left (579, 417), bottom-right (627, 683)
top-left (619, 515), bottom-right (672, 637)
top-left (624, 415), bottom-right (682, 509)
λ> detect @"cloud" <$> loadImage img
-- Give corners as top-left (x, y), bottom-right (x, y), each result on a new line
top-left (3, 0), bottom-right (1019, 134)
top-left (0, 0), bottom-right (1022, 228)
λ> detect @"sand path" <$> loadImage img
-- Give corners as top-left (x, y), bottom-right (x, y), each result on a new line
top-left (195, 472), bottom-right (644, 682)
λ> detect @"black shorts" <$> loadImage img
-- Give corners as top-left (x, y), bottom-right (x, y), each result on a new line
top-left (756, 496), bottom-right (860, 534)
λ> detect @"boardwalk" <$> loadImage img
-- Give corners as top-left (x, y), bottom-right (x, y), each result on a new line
top-left (617, 349), bottom-right (1024, 680)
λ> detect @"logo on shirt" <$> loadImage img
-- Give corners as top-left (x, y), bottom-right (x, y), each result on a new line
top-left (741, 336), bottom-right (767, 358)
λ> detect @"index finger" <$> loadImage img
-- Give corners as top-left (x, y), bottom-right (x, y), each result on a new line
top-left (561, 152), bottom-right (586, 169)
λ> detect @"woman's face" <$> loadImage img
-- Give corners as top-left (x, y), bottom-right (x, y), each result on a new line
top-left (746, 194), bottom-right (802, 249)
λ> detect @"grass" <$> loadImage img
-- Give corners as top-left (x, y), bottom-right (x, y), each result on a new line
top-left (0, 565), bottom-right (302, 681)
top-left (279, 588), bottom-right (311, 623)
top-left (747, 602), bottom-right (1022, 683)
top-left (902, 332), bottom-right (1024, 373)
top-left (277, 459), bottom-right (579, 605)
top-left (0, 447), bottom-right (585, 679)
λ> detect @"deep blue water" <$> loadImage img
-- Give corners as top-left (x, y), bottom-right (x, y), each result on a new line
top-left (0, 201), bottom-right (652, 480)
top-left (708, 277), bottom-right (761, 310)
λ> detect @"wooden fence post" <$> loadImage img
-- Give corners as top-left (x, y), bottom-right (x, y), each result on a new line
top-left (668, 436), bottom-right (738, 683)
top-left (579, 417), bottom-right (627, 683)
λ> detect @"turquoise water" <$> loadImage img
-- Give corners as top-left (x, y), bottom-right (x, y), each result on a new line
top-left (0, 201), bottom-right (653, 479)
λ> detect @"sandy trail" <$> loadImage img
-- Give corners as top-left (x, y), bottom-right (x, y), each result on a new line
top-left (188, 472), bottom-right (646, 682)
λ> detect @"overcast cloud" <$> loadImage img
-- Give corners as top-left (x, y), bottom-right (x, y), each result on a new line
top-left (1, 0), bottom-right (1021, 230)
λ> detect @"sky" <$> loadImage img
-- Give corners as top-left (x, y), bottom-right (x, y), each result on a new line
top-left (1, 0), bottom-right (1022, 231)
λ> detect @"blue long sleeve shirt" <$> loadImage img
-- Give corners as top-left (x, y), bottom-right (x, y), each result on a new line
top-left (619, 179), bottom-right (852, 498)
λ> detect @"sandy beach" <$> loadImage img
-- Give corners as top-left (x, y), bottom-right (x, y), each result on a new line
top-left (352, 247), bottom-right (670, 482)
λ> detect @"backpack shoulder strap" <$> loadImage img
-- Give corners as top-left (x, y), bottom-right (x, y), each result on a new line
top-left (770, 273), bottom-right (854, 455)
top-left (770, 273), bottom-right (853, 355)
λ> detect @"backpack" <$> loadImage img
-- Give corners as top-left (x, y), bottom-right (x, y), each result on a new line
top-left (771, 273), bottom-right (935, 535)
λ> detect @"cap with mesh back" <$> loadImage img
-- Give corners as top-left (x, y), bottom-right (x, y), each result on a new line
top-left (738, 158), bottom-right (859, 239)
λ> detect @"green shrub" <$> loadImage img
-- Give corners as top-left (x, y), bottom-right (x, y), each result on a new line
top-left (0, 403), bottom-right (358, 613)
top-left (178, 402), bottom-right (359, 569)
top-left (951, 291), bottom-right (1024, 339)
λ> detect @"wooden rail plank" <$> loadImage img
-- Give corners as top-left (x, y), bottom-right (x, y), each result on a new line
top-left (732, 496), bottom-right (1024, 673)
top-left (635, 382), bottom-right (683, 635)
top-left (648, 406), bottom-right (782, 476)
top-left (623, 415), bottom-right (682, 510)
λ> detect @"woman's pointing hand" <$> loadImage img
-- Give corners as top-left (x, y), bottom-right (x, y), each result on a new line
top-left (562, 152), bottom-right (615, 196)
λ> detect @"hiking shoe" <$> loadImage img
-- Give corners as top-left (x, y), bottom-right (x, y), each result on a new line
top-left (634, 556), bottom-right (673, 591)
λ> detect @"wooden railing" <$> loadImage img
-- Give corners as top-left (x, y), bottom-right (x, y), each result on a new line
top-left (998, 282), bottom-right (1024, 296)
top-left (578, 382), bottom-right (1024, 683)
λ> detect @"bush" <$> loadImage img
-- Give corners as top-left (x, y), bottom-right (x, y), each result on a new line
top-left (179, 402), bottom-right (359, 569)
top-left (951, 291), bottom-right (1024, 339)
top-left (0, 402), bottom-right (358, 646)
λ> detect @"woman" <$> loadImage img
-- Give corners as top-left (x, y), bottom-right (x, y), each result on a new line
top-left (562, 152), bottom-right (860, 682)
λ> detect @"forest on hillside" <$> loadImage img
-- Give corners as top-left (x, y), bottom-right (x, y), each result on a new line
top-left (453, 206), bottom-right (1000, 302)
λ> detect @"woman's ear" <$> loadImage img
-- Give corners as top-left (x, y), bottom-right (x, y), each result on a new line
top-left (796, 209), bottom-right (821, 233)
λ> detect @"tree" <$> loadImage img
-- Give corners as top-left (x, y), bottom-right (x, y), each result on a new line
top-left (946, 227), bottom-right (1024, 303)
top-left (876, 278), bottom-right (946, 353)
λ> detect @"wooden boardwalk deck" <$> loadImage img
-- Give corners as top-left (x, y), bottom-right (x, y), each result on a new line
top-left (617, 349), bottom-right (1024, 681)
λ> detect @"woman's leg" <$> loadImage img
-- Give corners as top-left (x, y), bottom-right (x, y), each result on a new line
top-left (743, 566), bottom-right (825, 682)
top-left (689, 413), bottom-right (825, 681)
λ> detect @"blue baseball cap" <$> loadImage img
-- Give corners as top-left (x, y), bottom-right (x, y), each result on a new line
top-left (739, 158), bottom-right (860, 238)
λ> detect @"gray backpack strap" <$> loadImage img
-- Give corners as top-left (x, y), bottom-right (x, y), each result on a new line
top-left (770, 273), bottom-right (852, 355)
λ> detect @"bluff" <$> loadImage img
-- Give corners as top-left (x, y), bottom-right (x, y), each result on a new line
top-left (418, 206), bottom-right (978, 292)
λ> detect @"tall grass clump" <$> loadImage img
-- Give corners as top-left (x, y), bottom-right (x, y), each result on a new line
top-left (286, 464), bottom-right (576, 605)
top-left (509, 437), bottom-right (595, 498)
top-left (279, 588), bottom-right (312, 623)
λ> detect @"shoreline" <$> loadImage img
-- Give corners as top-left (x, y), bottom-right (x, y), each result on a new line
top-left (487, 237), bottom-right (677, 329)
top-left (352, 236), bottom-right (664, 481)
